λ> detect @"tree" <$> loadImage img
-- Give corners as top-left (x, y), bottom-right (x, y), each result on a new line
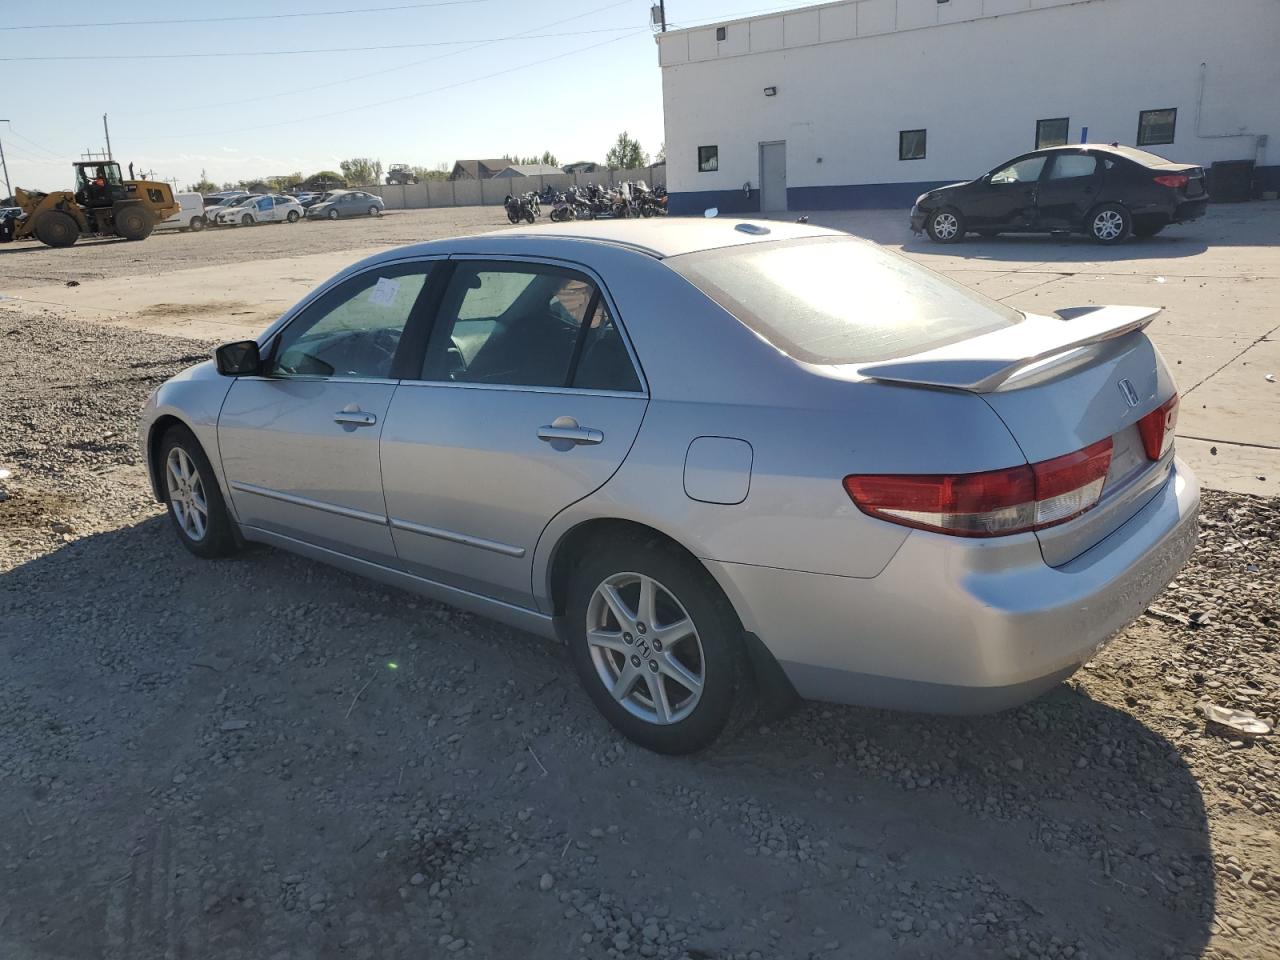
top-left (410, 164), bottom-right (449, 182)
top-left (186, 168), bottom-right (218, 194)
top-left (340, 158), bottom-right (383, 185)
top-left (501, 151), bottom-right (559, 167)
top-left (655, 142), bottom-right (666, 163)
top-left (605, 132), bottom-right (648, 171)
top-left (266, 171), bottom-right (304, 193)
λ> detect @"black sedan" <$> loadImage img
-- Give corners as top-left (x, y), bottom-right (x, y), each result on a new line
top-left (910, 144), bottom-right (1207, 244)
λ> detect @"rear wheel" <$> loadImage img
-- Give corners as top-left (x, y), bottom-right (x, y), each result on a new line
top-left (1088, 203), bottom-right (1131, 244)
top-left (565, 535), bottom-right (751, 754)
top-left (189, 215), bottom-right (206, 232)
top-left (158, 425), bottom-right (239, 559)
top-left (34, 210), bottom-right (79, 248)
top-left (926, 207), bottom-right (964, 243)
top-left (286, 209), bottom-right (300, 223)
top-left (114, 204), bottom-right (153, 241)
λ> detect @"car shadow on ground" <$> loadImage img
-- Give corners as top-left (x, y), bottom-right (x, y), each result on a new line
top-left (899, 232), bottom-right (1211, 263)
top-left (0, 518), bottom-right (1215, 959)
top-left (0, 237), bottom-right (132, 256)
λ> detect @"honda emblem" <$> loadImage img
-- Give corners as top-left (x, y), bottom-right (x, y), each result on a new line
top-left (1118, 378), bottom-right (1139, 408)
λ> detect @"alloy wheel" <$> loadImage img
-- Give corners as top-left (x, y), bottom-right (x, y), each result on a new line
top-left (1093, 209), bottom-right (1124, 241)
top-left (165, 446), bottom-right (209, 541)
top-left (585, 572), bottom-right (705, 725)
top-left (931, 211), bottom-right (959, 240)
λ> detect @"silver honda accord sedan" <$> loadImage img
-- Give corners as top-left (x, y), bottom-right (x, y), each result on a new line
top-left (139, 219), bottom-right (1199, 753)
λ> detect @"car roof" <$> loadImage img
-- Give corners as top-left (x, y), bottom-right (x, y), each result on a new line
top-left (496, 218), bottom-right (845, 259)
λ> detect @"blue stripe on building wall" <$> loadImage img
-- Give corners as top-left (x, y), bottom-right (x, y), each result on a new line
top-left (671, 169), bottom-right (1280, 213)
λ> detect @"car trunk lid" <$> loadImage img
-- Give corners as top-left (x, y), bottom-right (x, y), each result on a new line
top-left (858, 306), bottom-right (1178, 565)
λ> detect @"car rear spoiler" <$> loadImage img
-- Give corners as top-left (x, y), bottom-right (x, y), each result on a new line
top-left (856, 305), bottom-right (1161, 393)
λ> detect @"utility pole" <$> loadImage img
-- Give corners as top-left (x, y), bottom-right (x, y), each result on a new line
top-left (103, 113), bottom-right (113, 160)
top-left (659, 0), bottom-right (667, 31)
top-left (0, 120), bottom-right (11, 201)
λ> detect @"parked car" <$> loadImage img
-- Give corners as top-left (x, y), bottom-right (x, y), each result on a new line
top-left (214, 194), bottom-right (303, 226)
top-left (911, 144), bottom-right (1208, 244)
top-left (204, 194), bottom-right (257, 222)
top-left (306, 190), bottom-right (384, 220)
top-left (157, 192), bottom-right (209, 232)
top-left (140, 219), bottom-right (1198, 754)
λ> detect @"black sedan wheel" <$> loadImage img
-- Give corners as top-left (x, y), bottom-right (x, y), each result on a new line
top-left (1088, 203), bottom-right (1131, 244)
top-left (926, 207), bottom-right (964, 243)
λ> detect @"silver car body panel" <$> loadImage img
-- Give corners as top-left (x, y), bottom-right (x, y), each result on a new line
top-left (139, 220), bottom-right (1201, 715)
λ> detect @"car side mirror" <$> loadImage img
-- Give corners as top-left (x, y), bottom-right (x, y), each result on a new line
top-left (215, 339), bottom-right (261, 376)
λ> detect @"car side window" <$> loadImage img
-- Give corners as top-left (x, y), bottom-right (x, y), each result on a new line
top-left (270, 261), bottom-right (434, 380)
top-left (573, 300), bottom-right (642, 392)
top-left (420, 262), bottom-right (602, 388)
top-left (1048, 155), bottom-right (1099, 180)
top-left (990, 156), bottom-right (1047, 185)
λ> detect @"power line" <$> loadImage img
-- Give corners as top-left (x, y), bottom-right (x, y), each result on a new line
top-left (0, 0), bottom-right (490, 31)
top-left (119, 0), bottom-right (640, 117)
top-left (0, 25), bottom-right (640, 61)
top-left (4, 126), bottom-right (64, 160)
top-left (134, 29), bottom-right (650, 142)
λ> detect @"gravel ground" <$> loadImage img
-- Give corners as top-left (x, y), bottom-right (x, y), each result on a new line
top-left (1, 310), bottom-right (1277, 960)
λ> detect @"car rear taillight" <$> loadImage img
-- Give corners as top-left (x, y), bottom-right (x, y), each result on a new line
top-left (1154, 174), bottom-right (1189, 189)
top-left (843, 439), bottom-right (1113, 538)
top-left (1137, 393), bottom-right (1179, 460)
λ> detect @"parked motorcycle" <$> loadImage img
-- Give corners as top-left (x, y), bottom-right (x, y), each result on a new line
top-left (503, 193), bottom-right (537, 224)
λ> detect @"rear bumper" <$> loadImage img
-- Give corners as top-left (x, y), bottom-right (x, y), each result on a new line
top-left (706, 458), bottom-right (1199, 713)
top-left (1174, 198), bottom-right (1209, 222)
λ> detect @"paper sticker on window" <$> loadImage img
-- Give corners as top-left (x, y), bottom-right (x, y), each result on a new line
top-left (368, 276), bottom-right (400, 307)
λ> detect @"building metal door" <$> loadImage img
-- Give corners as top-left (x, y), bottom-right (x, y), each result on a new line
top-left (759, 141), bottom-right (787, 212)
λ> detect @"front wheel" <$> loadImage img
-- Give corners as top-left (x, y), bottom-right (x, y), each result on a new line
top-left (327, 208), bottom-right (340, 221)
top-left (1088, 203), bottom-right (1131, 244)
top-left (241, 214), bottom-right (254, 226)
top-left (158, 425), bottom-right (239, 559)
top-left (523, 209), bottom-right (535, 224)
top-left (34, 210), bottom-right (80, 247)
top-left (566, 536), bottom-right (751, 754)
top-left (926, 207), bottom-right (964, 243)
top-left (286, 209), bottom-right (300, 223)
top-left (368, 205), bottom-right (380, 217)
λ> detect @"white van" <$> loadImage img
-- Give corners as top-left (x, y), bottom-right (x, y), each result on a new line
top-left (157, 192), bottom-right (208, 232)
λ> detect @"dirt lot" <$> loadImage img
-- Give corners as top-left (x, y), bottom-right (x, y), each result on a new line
top-left (1, 208), bottom-right (1278, 960)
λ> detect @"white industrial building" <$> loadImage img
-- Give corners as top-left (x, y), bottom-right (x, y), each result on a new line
top-left (657, 0), bottom-right (1279, 214)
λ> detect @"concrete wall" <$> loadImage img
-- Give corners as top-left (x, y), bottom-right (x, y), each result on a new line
top-left (659, 0), bottom-right (1280, 211)
top-left (360, 166), bottom-right (666, 209)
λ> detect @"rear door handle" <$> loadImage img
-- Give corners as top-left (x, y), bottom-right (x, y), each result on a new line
top-left (334, 410), bottom-right (377, 427)
top-left (538, 416), bottom-right (603, 446)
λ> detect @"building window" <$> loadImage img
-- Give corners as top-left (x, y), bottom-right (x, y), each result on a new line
top-left (1137, 108), bottom-right (1177, 146)
top-left (1036, 117), bottom-right (1069, 149)
top-left (697, 145), bottom-right (719, 172)
top-left (715, 26), bottom-right (726, 41)
top-left (899, 129), bottom-right (926, 161)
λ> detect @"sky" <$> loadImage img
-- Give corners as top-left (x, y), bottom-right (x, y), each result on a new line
top-left (0, 0), bottom-right (820, 193)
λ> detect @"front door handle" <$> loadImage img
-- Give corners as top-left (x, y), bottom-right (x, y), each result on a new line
top-left (538, 415), bottom-right (603, 446)
top-left (334, 409), bottom-right (377, 427)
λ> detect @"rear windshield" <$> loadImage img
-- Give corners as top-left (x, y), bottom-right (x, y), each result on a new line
top-left (1108, 145), bottom-right (1181, 168)
top-left (668, 236), bottom-right (1022, 365)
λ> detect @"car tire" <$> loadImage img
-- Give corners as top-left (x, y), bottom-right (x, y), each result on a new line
top-left (34, 210), bottom-right (79, 247)
top-left (368, 205), bottom-right (380, 217)
top-left (190, 216), bottom-right (206, 232)
top-left (328, 208), bottom-right (340, 220)
top-left (926, 207), bottom-right (965, 243)
top-left (287, 210), bottom-right (300, 223)
top-left (241, 214), bottom-right (254, 226)
top-left (1088, 203), bottom-right (1131, 244)
top-left (158, 425), bottom-right (239, 559)
top-left (565, 534), bottom-right (752, 754)
top-left (114, 204), bottom-right (153, 241)
top-left (1133, 217), bottom-right (1165, 238)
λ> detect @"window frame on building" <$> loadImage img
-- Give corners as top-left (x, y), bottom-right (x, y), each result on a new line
top-left (898, 129), bottom-right (926, 161)
top-left (697, 145), bottom-right (719, 173)
top-left (1137, 108), bottom-right (1177, 147)
top-left (1035, 117), bottom-right (1069, 149)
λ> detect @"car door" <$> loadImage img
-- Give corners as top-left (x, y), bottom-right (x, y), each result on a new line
top-left (379, 258), bottom-right (648, 607)
top-left (969, 154), bottom-right (1048, 230)
top-left (1035, 152), bottom-right (1102, 230)
top-left (217, 258), bottom-right (440, 563)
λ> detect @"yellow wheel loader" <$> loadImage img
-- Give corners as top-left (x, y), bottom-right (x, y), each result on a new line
top-left (13, 161), bottom-right (180, 248)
